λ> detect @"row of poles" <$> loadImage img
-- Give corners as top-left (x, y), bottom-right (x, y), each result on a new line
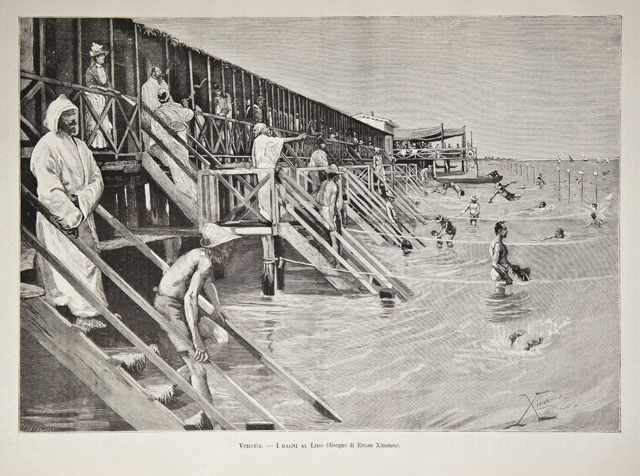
top-left (502, 160), bottom-right (598, 203)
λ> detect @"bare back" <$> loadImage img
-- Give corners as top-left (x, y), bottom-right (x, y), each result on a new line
top-left (157, 248), bottom-right (212, 299)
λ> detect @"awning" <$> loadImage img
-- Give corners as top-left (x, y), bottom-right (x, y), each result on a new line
top-left (394, 126), bottom-right (464, 142)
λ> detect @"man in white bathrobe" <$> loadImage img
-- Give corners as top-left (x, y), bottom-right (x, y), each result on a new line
top-left (251, 123), bottom-right (306, 221)
top-left (30, 94), bottom-right (107, 331)
top-left (141, 66), bottom-right (169, 148)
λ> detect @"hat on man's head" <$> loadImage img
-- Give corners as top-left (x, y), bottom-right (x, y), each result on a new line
top-left (374, 147), bottom-right (380, 152)
top-left (90, 43), bottom-right (109, 57)
top-left (471, 194), bottom-right (478, 202)
top-left (434, 214), bottom-right (445, 223)
top-left (212, 83), bottom-right (222, 91)
top-left (200, 223), bottom-right (241, 249)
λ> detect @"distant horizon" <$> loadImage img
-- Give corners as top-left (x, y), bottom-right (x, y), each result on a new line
top-left (137, 16), bottom-right (621, 160)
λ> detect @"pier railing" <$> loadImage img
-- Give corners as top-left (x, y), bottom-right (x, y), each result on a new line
top-left (393, 147), bottom-right (477, 161)
top-left (21, 71), bottom-right (143, 164)
top-left (197, 168), bottom-right (280, 231)
top-left (21, 70), bottom-right (384, 168)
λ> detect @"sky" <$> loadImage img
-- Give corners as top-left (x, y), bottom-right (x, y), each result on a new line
top-left (137, 16), bottom-right (621, 160)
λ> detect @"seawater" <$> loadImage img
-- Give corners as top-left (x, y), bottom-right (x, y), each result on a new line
top-left (20, 160), bottom-right (620, 431)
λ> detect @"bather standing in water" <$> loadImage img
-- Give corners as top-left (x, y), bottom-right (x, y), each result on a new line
top-left (459, 194), bottom-right (480, 226)
top-left (489, 221), bottom-right (531, 294)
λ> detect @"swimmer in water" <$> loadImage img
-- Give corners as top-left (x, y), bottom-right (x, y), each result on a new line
top-left (490, 221), bottom-right (530, 294)
top-left (489, 221), bottom-right (514, 293)
top-left (432, 181), bottom-right (464, 199)
top-left (459, 194), bottom-right (480, 226)
top-left (510, 330), bottom-right (526, 347)
top-left (584, 212), bottom-right (603, 228)
top-left (537, 228), bottom-right (565, 241)
top-left (535, 173), bottom-right (546, 189)
top-left (525, 337), bottom-right (543, 351)
top-left (488, 181), bottom-right (521, 203)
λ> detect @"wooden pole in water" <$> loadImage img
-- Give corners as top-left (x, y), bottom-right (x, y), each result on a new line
top-left (526, 163), bottom-right (529, 182)
top-left (579, 170), bottom-right (584, 200)
top-left (261, 235), bottom-right (276, 296)
top-left (557, 167), bottom-right (561, 191)
top-left (567, 168), bottom-right (571, 202)
top-left (594, 170), bottom-right (598, 204)
top-left (276, 257), bottom-right (286, 291)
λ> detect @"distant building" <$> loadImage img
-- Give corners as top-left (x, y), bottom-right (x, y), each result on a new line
top-left (353, 112), bottom-right (398, 154)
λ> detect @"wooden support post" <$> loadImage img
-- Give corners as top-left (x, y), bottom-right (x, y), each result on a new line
top-left (261, 235), bottom-right (276, 296)
top-left (76, 19), bottom-right (83, 85)
top-left (109, 19), bottom-right (117, 154)
top-left (275, 237), bottom-right (285, 291)
top-left (125, 176), bottom-right (140, 228)
top-left (134, 24), bottom-right (142, 151)
top-left (164, 38), bottom-right (171, 89)
top-left (241, 72), bottom-right (247, 120)
top-left (148, 182), bottom-right (181, 265)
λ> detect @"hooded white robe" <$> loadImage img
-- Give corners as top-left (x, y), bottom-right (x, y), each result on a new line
top-left (251, 132), bottom-right (285, 220)
top-left (30, 95), bottom-right (106, 317)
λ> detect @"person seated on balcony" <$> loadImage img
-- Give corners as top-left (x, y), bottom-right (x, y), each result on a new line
top-left (246, 96), bottom-right (265, 123)
top-left (252, 123), bottom-right (307, 221)
top-left (212, 83), bottom-right (233, 120)
top-left (308, 139), bottom-right (329, 194)
top-left (141, 66), bottom-right (170, 148)
top-left (315, 164), bottom-right (343, 254)
top-left (151, 88), bottom-right (198, 203)
top-left (30, 94), bottom-right (107, 332)
top-left (85, 43), bottom-right (114, 151)
top-left (153, 223), bottom-right (238, 430)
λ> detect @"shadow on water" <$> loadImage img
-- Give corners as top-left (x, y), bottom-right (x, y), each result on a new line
top-left (483, 290), bottom-right (533, 322)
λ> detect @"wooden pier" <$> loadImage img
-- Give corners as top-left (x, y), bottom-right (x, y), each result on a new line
top-left (18, 16), bottom-right (450, 429)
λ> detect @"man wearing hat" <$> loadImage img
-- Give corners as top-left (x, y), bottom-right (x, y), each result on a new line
top-left (459, 194), bottom-right (481, 226)
top-left (153, 223), bottom-right (239, 429)
top-left (85, 43), bottom-right (114, 149)
top-left (308, 138), bottom-right (329, 193)
top-left (315, 164), bottom-right (344, 253)
top-left (251, 123), bottom-right (306, 220)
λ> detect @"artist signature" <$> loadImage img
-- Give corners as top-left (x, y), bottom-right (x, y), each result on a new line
top-left (504, 391), bottom-right (558, 429)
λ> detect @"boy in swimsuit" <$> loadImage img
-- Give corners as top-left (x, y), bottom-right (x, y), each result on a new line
top-left (432, 215), bottom-right (456, 248)
top-left (459, 194), bottom-right (480, 226)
